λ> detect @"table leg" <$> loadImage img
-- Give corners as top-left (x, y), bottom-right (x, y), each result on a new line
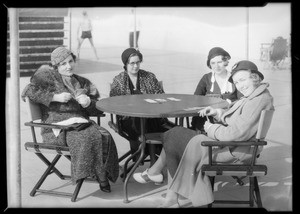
top-left (123, 118), bottom-right (146, 203)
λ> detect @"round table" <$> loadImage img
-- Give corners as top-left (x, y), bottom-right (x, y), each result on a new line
top-left (96, 93), bottom-right (228, 118)
top-left (96, 94), bottom-right (228, 203)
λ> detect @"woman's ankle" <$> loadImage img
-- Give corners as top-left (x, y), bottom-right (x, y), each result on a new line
top-left (147, 168), bottom-right (161, 176)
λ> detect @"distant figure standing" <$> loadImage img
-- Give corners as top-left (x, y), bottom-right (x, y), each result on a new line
top-left (129, 9), bottom-right (141, 49)
top-left (77, 11), bottom-right (99, 60)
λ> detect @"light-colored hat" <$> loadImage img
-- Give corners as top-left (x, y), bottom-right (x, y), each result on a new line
top-left (51, 46), bottom-right (72, 66)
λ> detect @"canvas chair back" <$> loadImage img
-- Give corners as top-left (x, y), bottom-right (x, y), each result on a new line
top-left (25, 96), bottom-right (42, 122)
top-left (256, 109), bottom-right (274, 140)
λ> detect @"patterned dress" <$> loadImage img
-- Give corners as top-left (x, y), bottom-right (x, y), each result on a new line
top-left (22, 65), bottom-right (119, 184)
top-left (109, 69), bottom-right (170, 154)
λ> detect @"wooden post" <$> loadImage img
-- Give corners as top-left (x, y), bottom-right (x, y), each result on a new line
top-left (246, 7), bottom-right (249, 60)
top-left (69, 8), bottom-right (72, 50)
top-left (133, 8), bottom-right (136, 49)
top-left (8, 8), bottom-right (21, 207)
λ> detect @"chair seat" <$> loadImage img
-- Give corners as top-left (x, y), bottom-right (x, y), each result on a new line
top-left (25, 142), bottom-right (70, 156)
top-left (202, 164), bottom-right (267, 176)
top-left (203, 171), bottom-right (266, 177)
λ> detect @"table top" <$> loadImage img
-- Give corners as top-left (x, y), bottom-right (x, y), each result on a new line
top-left (96, 94), bottom-right (228, 118)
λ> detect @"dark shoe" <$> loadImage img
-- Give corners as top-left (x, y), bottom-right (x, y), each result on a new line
top-left (99, 180), bottom-right (111, 193)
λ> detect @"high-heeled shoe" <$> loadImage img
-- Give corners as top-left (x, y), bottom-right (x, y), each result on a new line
top-left (99, 180), bottom-right (111, 193)
top-left (133, 168), bottom-right (163, 185)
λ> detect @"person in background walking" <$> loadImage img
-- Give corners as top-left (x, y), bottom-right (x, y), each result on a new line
top-left (77, 10), bottom-right (99, 60)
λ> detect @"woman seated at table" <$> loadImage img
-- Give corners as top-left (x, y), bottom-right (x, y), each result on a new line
top-left (133, 60), bottom-right (274, 207)
top-left (21, 47), bottom-right (119, 193)
top-left (191, 47), bottom-right (243, 132)
top-left (109, 47), bottom-right (173, 160)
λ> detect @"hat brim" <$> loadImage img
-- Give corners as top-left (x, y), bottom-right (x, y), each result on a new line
top-left (228, 70), bottom-right (264, 84)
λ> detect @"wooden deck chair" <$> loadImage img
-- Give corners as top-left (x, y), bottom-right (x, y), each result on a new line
top-left (24, 97), bottom-right (105, 202)
top-left (269, 37), bottom-right (288, 69)
top-left (201, 109), bottom-right (274, 208)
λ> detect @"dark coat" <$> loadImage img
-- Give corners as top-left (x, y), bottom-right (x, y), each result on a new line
top-left (194, 72), bottom-right (242, 101)
top-left (22, 65), bottom-right (119, 184)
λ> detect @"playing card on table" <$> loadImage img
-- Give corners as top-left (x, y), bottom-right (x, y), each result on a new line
top-left (144, 99), bottom-right (158, 103)
top-left (167, 97), bottom-right (181, 101)
top-left (154, 98), bottom-right (167, 102)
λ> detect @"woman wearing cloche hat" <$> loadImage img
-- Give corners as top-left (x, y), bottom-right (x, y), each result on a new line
top-left (21, 46), bottom-right (119, 193)
top-left (191, 47), bottom-right (243, 132)
top-left (109, 47), bottom-right (175, 162)
top-left (134, 60), bottom-right (274, 208)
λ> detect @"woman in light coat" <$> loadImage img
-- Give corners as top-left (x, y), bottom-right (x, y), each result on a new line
top-left (134, 60), bottom-right (274, 207)
top-left (160, 60), bottom-right (274, 207)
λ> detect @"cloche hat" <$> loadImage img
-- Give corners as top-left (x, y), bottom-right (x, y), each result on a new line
top-left (228, 60), bottom-right (264, 83)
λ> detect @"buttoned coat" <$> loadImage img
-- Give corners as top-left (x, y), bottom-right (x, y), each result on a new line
top-left (167, 83), bottom-right (274, 207)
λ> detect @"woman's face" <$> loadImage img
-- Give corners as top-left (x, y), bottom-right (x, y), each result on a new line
top-left (232, 70), bottom-right (257, 97)
top-left (57, 55), bottom-right (75, 76)
top-left (210, 55), bottom-right (227, 74)
top-left (126, 55), bottom-right (141, 76)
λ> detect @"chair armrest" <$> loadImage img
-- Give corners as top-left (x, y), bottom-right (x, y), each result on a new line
top-left (108, 121), bottom-right (119, 133)
top-left (201, 141), bottom-right (267, 147)
top-left (24, 121), bottom-right (74, 130)
top-left (89, 112), bottom-right (106, 117)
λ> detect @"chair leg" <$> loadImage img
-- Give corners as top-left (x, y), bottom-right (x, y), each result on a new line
top-left (36, 153), bottom-right (65, 179)
top-left (122, 150), bottom-right (143, 182)
top-left (118, 150), bottom-right (132, 163)
top-left (30, 154), bottom-right (61, 197)
top-left (249, 177), bottom-right (255, 207)
top-left (71, 178), bottom-right (84, 202)
top-left (253, 177), bottom-right (263, 208)
top-left (232, 176), bottom-right (245, 186)
top-left (148, 144), bottom-right (157, 166)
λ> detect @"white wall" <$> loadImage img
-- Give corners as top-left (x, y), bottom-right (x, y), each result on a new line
top-left (70, 3), bottom-right (291, 60)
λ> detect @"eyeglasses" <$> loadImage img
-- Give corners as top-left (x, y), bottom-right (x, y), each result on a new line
top-left (128, 61), bottom-right (141, 66)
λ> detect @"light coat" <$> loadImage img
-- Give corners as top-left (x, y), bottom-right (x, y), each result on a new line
top-left (168, 83), bottom-right (274, 207)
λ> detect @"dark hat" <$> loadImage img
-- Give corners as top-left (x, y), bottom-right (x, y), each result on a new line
top-left (121, 48), bottom-right (143, 65)
top-left (51, 46), bottom-right (72, 66)
top-left (228, 60), bottom-right (264, 83)
top-left (207, 47), bottom-right (231, 68)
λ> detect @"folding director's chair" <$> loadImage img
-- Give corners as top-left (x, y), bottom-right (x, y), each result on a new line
top-left (24, 96), bottom-right (105, 202)
top-left (201, 109), bottom-right (274, 208)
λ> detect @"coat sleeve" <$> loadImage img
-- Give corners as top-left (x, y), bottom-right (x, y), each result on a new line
top-left (24, 69), bottom-right (56, 107)
top-left (207, 94), bottom-right (273, 141)
top-left (110, 75), bottom-right (127, 97)
top-left (147, 72), bottom-right (164, 94)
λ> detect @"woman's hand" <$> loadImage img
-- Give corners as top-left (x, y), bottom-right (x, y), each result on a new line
top-left (52, 92), bottom-right (72, 103)
top-left (198, 106), bottom-right (217, 117)
top-left (204, 120), bottom-right (213, 132)
top-left (76, 94), bottom-right (91, 108)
